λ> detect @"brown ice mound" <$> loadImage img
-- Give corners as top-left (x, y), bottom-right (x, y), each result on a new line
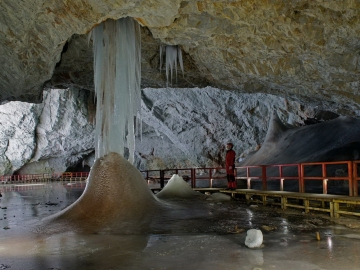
top-left (37, 152), bottom-right (160, 234)
top-left (242, 111), bottom-right (360, 166)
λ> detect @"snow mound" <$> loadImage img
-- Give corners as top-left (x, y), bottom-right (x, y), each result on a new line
top-left (245, 229), bottom-right (263, 248)
top-left (156, 174), bottom-right (201, 199)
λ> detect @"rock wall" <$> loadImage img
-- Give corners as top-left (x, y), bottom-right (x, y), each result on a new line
top-left (0, 88), bottom-right (95, 175)
top-left (0, 86), bottom-right (317, 175)
top-left (136, 87), bottom-right (315, 170)
top-left (0, 0), bottom-right (359, 117)
top-left (0, 101), bottom-right (38, 174)
top-left (0, 0), bottom-right (181, 102)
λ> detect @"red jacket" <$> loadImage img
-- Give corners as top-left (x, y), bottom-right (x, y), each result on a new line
top-left (225, 149), bottom-right (236, 175)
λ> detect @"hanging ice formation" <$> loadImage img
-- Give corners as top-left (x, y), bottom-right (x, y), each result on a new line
top-left (92, 18), bottom-right (141, 164)
top-left (159, 45), bottom-right (184, 86)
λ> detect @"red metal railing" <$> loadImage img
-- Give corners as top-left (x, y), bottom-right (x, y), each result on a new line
top-left (142, 160), bottom-right (360, 196)
top-left (140, 167), bottom-right (228, 189)
top-left (0, 172), bottom-right (89, 183)
top-left (236, 160), bottom-right (358, 196)
top-left (353, 161), bottom-right (360, 196)
top-left (1, 160), bottom-right (359, 196)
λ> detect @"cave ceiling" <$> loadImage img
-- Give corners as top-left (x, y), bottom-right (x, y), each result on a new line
top-left (0, 0), bottom-right (359, 114)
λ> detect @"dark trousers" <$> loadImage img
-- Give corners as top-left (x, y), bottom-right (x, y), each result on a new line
top-left (227, 174), bottom-right (235, 182)
top-left (227, 174), bottom-right (236, 189)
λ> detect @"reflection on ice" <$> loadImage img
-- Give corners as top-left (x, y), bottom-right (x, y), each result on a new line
top-left (327, 237), bottom-right (333, 251)
top-left (246, 208), bottom-right (254, 226)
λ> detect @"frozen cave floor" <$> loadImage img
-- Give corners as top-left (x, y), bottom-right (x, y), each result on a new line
top-left (1, 183), bottom-right (360, 270)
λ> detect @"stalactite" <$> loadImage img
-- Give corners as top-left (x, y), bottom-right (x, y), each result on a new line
top-left (159, 45), bottom-right (184, 87)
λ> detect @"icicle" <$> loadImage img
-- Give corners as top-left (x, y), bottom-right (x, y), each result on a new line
top-left (159, 45), bottom-right (184, 87)
top-left (92, 18), bottom-right (141, 162)
top-left (159, 45), bottom-right (164, 73)
top-left (137, 110), bottom-right (142, 142)
top-left (177, 47), bottom-right (184, 76)
top-left (165, 46), bottom-right (177, 86)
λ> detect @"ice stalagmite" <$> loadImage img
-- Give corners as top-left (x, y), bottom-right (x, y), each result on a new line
top-left (39, 18), bottom-right (159, 234)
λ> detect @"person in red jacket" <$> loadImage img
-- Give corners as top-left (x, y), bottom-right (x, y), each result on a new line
top-left (225, 142), bottom-right (236, 190)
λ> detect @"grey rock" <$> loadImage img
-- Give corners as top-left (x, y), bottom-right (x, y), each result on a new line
top-left (0, 86), bottom-right (315, 174)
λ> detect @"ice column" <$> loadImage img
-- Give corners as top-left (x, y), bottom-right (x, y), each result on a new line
top-left (92, 18), bottom-right (141, 163)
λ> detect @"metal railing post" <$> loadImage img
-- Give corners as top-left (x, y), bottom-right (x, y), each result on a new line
top-left (349, 161), bottom-right (355, 196)
top-left (191, 168), bottom-right (196, 188)
top-left (279, 166), bottom-right (284, 191)
top-left (160, 170), bottom-right (165, 188)
top-left (322, 163), bottom-right (327, 194)
top-left (299, 164), bottom-right (304, 193)
top-left (261, 165), bottom-right (267, 191)
top-left (323, 179), bottom-right (328, 194)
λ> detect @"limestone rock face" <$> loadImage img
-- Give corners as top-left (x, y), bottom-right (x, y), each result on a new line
top-left (0, 101), bottom-right (38, 174)
top-left (136, 86), bottom-right (315, 169)
top-left (0, 1), bottom-right (359, 115)
top-left (30, 88), bottom-right (94, 164)
top-left (0, 88), bottom-right (95, 175)
top-left (0, 86), bottom-right (315, 174)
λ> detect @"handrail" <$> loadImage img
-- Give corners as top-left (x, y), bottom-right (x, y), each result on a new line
top-left (0, 172), bottom-right (90, 183)
top-left (1, 160), bottom-right (359, 196)
top-left (235, 160), bottom-right (358, 196)
top-left (141, 160), bottom-right (360, 196)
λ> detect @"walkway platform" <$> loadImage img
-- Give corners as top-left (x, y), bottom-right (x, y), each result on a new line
top-left (193, 188), bottom-right (225, 193)
top-left (150, 187), bottom-right (224, 194)
top-left (219, 189), bottom-right (360, 218)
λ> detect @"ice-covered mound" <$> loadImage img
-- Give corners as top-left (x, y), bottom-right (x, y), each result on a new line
top-left (241, 112), bottom-right (360, 165)
top-left (156, 174), bottom-right (204, 199)
top-left (37, 152), bottom-right (161, 234)
top-left (245, 229), bottom-right (263, 248)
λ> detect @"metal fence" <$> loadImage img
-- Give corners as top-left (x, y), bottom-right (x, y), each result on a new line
top-left (1, 160), bottom-right (359, 196)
